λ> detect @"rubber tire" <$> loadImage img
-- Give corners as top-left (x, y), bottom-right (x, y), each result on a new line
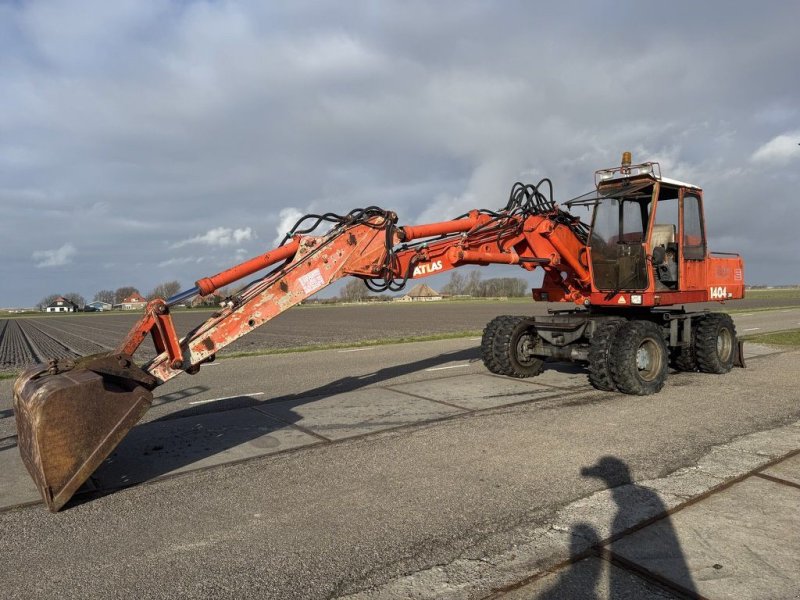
top-left (695, 313), bottom-right (736, 374)
top-left (481, 315), bottom-right (544, 378)
top-left (587, 319), bottom-right (625, 391)
top-left (609, 320), bottom-right (669, 395)
top-left (481, 316), bottom-right (506, 375)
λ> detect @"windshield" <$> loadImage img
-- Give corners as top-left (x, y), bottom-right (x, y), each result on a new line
top-left (578, 183), bottom-right (653, 291)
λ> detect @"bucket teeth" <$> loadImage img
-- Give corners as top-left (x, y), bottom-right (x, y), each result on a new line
top-left (13, 354), bottom-right (154, 512)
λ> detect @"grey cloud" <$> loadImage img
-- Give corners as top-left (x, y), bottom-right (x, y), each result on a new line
top-left (1, 1), bottom-right (799, 305)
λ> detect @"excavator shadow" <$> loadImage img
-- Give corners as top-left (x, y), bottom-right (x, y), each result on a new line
top-left (75, 347), bottom-right (486, 506)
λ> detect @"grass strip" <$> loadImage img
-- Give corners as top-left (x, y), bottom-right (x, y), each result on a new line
top-left (727, 305), bottom-right (800, 314)
top-left (742, 328), bottom-right (800, 347)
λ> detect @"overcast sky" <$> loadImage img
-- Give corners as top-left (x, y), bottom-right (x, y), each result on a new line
top-left (1, 1), bottom-right (798, 306)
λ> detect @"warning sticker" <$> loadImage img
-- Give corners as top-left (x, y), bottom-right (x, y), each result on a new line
top-left (298, 268), bottom-right (325, 294)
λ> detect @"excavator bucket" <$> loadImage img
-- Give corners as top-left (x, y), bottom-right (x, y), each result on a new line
top-left (13, 354), bottom-right (157, 512)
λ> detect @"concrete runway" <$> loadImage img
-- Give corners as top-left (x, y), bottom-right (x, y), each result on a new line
top-left (0, 308), bottom-right (799, 599)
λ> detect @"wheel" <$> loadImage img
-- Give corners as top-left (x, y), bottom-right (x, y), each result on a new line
top-left (481, 315), bottom-right (544, 378)
top-left (695, 313), bottom-right (736, 374)
top-left (481, 316), bottom-right (506, 375)
top-left (609, 320), bottom-right (669, 395)
top-left (587, 319), bottom-right (625, 391)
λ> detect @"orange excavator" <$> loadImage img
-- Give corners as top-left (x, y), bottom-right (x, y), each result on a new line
top-left (13, 153), bottom-right (745, 511)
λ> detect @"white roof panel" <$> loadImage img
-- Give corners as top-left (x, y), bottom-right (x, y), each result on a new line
top-left (658, 176), bottom-right (700, 190)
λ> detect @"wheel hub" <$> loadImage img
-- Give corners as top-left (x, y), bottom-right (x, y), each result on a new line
top-left (635, 338), bottom-right (662, 381)
top-left (636, 346), bottom-right (651, 371)
top-left (717, 328), bottom-right (733, 361)
top-left (516, 333), bottom-right (538, 366)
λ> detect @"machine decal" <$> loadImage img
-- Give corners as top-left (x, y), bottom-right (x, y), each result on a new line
top-left (298, 268), bottom-right (325, 294)
top-left (617, 296), bottom-right (627, 304)
top-left (710, 286), bottom-right (728, 300)
top-left (412, 260), bottom-right (443, 277)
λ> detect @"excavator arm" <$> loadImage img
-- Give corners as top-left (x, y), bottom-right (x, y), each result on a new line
top-left (125, 196), bottom-right (592, 385)
top-left (14, 182), bottom-right (592, 511)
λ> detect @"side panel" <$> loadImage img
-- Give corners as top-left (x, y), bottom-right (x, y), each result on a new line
top-left (705, 255), bottom-right (745, 301)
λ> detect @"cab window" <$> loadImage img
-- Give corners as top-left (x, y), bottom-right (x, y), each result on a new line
top-left (682, 194), bottom-right (705, 260)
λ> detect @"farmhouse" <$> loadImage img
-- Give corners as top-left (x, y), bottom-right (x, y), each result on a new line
top-left (395, 283), bottom-right (443, 302)
top-left (45, 297), bottom-right (78, 313)
top-left (118, 293), bottom-right (147, 310)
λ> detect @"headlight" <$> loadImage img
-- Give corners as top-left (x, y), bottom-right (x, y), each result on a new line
top-left (631, 294), bottom-right (643, 305)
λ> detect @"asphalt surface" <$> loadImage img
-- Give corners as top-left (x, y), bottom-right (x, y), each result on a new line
top-left (0, 308), bottom-right (798, 599)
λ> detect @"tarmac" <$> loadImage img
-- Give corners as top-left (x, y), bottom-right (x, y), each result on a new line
top-left (0, 308), bottom-right (799, 599)
top-left (479, 444), bottom-right (800, 599)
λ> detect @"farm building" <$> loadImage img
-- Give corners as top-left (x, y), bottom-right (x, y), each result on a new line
top-left (190, 293), bottom-right (224, 308)
top-left (45, 297), bottom-right (78, 312)
top-left (87, 301), bottom-right (112, 311)
top-left (118, 293), bottom-right (147, 310)
top-left (395, 283), bottom-right (443, 302)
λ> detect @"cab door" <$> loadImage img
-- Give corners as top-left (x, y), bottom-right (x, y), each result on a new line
top-left (679, 190), bottom-right (707, 291)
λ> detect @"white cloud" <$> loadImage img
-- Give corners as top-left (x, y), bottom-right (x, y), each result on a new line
top-left (751, 131), bottom-right (800, 165)
top-left (273, 207), bottom-right (304, 245)
top-left (157, 256), bottom-right (206, 268)
top-left (32, 243), bottom-right (76, 268)
top-left (171, 227), bottom-right (254, 249)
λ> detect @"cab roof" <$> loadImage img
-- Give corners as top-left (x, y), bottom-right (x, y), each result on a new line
top-left (658, 176), bottom-right (701, 190)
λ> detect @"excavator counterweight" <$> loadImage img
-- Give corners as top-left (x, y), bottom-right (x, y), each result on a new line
top-left (13, 154), bottom-right (746, 511)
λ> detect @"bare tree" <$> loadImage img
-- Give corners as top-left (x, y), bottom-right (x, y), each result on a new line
top-left (63, 292), bottom-right (86, 308)
top-left (473, 278), bottom-right (528, 298)
top-left (114, 287), bottom-right (140, 304)
top-left (148, 280), bottom-right (181, 301)
top-left (441, 272), bottom-right (466, 296)
top-left (93, 290), bottom-right (115, 304)
top-left (340, 279), bottom-right (370, 302)
top-left (464, 271), bottom-right (482, 296)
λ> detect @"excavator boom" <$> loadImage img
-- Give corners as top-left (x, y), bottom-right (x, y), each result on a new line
top-left (15, 187), bottom-right (588, 511)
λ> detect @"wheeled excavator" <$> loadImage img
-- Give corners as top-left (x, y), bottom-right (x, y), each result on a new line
top-left (13, 153), bottom-right (745, 511)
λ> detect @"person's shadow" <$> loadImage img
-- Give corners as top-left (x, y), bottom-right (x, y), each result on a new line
top-left (536, 456), bottom-right (698, 599)
top-left (580, 456), bottom-right (698, 598)
top-left (535, 522), bottom-right (602, 599)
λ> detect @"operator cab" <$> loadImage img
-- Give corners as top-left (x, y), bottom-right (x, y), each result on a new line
top-left (565, 153), bottom-right (706, 299)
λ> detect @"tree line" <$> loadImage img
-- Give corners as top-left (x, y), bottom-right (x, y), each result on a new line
top-left (337, 271), bottom-right (529, 302)
top-left (38, 271), bottom-right (530, 309)
top-left (441, 272), bottom-right (529, 297)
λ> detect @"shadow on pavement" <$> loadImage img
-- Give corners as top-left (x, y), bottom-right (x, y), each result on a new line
top-left (538, 456), bottom-right (697, 598)
top-left (69, 347), bottom-right (484, 507)
top-left (156, 346), bottom-right (482, 421)
top-left (535, 523), bottom-right (602, 599)
top-left (152, 385), bottom-right (209, 407)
